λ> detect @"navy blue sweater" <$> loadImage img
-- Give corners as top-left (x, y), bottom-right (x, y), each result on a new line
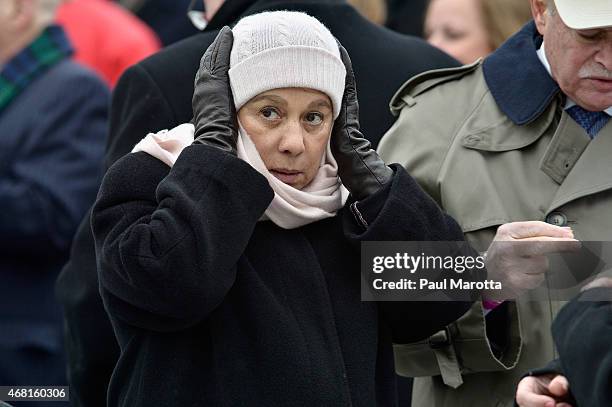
top-left (0, 59), bottom-right (107, 392)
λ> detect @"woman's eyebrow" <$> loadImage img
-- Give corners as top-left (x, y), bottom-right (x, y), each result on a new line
top-left (308, 99), bottom-right (332, 110)
top-left (249, 94), bottom-right (287, 105)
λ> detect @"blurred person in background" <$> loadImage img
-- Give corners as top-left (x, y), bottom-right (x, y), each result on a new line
top-left (347, 0), bottom-right (386, 26)
top-left (114, 0), bottom-right (201, 46)
top-left (56, 0), bottom-right (161, 87)
top-left (55, 1), bottom-right (459, 406)
top-left (424, 0), bottom-right (532, 64)
top-left (0, 0), bottom-right (108, 405)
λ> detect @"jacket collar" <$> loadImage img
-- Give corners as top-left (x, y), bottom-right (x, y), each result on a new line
top-left (205, 0), bottom-right (347, 31)
top-left (483, 21), bottom-right (560, 125)
top-left (242, 0), bottom-right (347, 19)
top-left (204, 0), bottom-right (254, 31)
top-left (0, 25), bottom-right (73, 114)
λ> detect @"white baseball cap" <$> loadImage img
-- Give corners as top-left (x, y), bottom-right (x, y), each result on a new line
top-left (554, 0), bottom-right (612, 30)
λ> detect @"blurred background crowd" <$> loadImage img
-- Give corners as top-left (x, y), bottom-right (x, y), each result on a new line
top-left (48, 0), bottom-right (534, 86)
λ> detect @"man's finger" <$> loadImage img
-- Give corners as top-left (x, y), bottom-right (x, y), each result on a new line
top-left (548, 375), bottom-right (569, 397)
top-left (582, 277), bottom-right (612, 291)
top-left (510, 238), bottom-right (580, 258)
top-left (516, 377), bottom-right (557, 407)
top-left (509, 272), bottom-right (545, 291)
top-left (516, 390), bottom-right (556, 407)
top-left (517, 255), bottom-right (549, 275)
top-left (499, 221), bottom-right (574, 240)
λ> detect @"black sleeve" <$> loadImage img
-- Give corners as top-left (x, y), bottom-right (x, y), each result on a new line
top-left (343, 165), bottom-right (465, 241)
top-left (343, 165), bottom-right (475, 343)
top-left (551, 287), bottom-right (612, 406)
top-left (105, 64), bottom-right (180, 168)
top-left (56, 62), bottom-right (182, 407)
top-left (526, 359), bottom-right (564, 378)
top-left (92, 146), bottom-right (274, 332)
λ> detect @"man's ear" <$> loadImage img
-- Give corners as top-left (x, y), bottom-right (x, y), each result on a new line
top-left (530, 0), bottom-right (549, 36)
top-left (10, 0), bottom-right (37, 32)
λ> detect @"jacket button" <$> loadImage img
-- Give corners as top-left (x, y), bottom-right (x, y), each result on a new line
top-left (464, 135), bottom-right (481, 144)
top-left (545, 212), bottom-right (568, 226)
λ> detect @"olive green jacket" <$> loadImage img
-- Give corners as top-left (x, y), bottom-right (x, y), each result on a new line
top-left (378, 28), bottom-right (612, 406)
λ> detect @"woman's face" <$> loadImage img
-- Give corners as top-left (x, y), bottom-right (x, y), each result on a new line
top-left (424, 0), bottom-right (493, 64)
top-left (238, 88), bottom-right (334, 190)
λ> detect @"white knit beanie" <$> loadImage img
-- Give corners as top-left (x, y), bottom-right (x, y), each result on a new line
top-left (229, 11), bottom-right (346, 118)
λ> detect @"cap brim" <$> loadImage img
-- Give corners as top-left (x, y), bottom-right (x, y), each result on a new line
top-left (555, 0), bottom-right (612, 29)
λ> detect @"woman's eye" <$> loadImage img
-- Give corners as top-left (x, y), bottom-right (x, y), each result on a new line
top-left (305, 112), bottom-right (323, 125)
top-left (442, 27), bottom-right (465, 41)
top-left (261, 107), bottom-right (280, 120)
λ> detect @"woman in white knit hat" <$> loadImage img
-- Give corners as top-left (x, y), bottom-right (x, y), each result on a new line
top-left (91, 11), bottom-right (476, 406)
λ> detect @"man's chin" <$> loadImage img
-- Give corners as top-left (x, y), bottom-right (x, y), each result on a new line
top-left (573, 90), bottom-right (612, 111)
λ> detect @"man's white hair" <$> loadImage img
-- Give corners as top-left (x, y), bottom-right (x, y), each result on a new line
top-left (547, 0), bottom-right (557, 16)
top-left (37, 0), bottom-right (63, 23)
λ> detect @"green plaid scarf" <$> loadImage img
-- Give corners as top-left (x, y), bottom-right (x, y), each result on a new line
top-left (0, 25), bottom-right (73, 113)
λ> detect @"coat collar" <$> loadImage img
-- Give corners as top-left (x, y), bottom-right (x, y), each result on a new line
top-left (205, 0), bottom-right (347, 31)
top-left (204, 0), bottom-right (254, 31)
top-left (0, 25), bottom-right (73, 114)
top-left (241, 0), bottom-right (347, 18)
top-left (483, 21), bottom-right (560, 126)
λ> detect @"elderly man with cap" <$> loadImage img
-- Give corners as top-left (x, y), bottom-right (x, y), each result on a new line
top-left (377, 0), bottom-right (612, 406)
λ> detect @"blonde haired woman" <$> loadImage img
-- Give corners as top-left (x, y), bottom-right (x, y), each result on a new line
top-left (425, 0), bottom-right (532, 64)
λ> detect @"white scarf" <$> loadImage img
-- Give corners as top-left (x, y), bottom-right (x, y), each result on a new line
top-left (132, 123), bottom-right (347, 229)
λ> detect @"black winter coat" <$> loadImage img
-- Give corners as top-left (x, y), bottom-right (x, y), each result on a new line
top-left (91, 146), bottom-right (472, 406)
top-left (520, 287), bottom-right (612, 407)
top-left (56, 1), bottom-right (458, 405)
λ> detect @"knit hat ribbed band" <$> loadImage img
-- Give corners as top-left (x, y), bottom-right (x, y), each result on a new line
top-left (229, 11), bottom-right (346, 118)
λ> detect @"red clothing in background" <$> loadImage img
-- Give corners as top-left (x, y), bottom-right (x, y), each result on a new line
top-left (56, 0), bottom-right (161, 87)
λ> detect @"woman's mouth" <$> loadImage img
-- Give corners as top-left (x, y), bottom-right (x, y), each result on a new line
top-left (270, 168), bottom-right (302, 185)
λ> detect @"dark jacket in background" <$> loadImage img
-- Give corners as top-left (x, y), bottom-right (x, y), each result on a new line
top-left (521, 288), bottom-right (612, 407)
top-left (385, 0), bottom-right (429, 38)
top-left (0, 59), bottom-right (108, 405)
top-left (131, 0), bottom-right (200, 46)
top-left (55, 1), bottom-right (459, 405)
top-left (552, 288), bottom-right (612, 406)
top-left (92, 146), bottom-right (471, 406)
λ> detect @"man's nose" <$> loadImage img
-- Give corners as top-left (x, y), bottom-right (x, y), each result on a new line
top-left (595, 38), bottom-right (612, 71)
top-left (278, 121), bottom-right (306, 156)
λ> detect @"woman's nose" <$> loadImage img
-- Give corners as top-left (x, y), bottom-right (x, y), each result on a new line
top-left (278, 122), bottom-right (306, 156)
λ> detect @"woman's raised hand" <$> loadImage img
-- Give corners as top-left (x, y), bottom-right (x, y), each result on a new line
top-left (192, 26), bottom-right (238, 155)
top-left (331, 43), bottom-right (393, 201)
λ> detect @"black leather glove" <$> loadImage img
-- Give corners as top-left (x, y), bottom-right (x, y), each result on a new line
top-left (192, 26), bottom-right (238, 155)
top-left (331, 43), bottom-right (393, 201)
